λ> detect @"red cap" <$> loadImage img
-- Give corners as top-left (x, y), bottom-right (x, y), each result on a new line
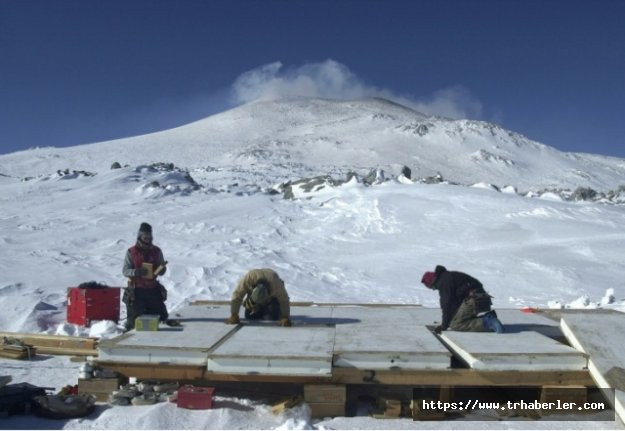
top-left (421, 271), bottom-right (436, 288)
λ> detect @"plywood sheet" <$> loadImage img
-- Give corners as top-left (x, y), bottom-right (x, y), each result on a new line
top-left (561, 312), bottom-right (625, 423)
top-left (440, 331), bottom-right (587, 371)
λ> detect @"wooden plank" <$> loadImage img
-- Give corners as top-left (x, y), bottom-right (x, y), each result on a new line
top-left (0, 332), bottom-right (97, 350)
top-left (201, 373), bottom-right (332, 384)
top-left (78, 378), bottom-right (123, 393)
top-left (271, 395), bottom-right (303, 414)
top-left (78, 377), bottom-right (125, 403)
top-left (94, 362), bottom-right (209, 381)
top-left (0, 349), bottom-right (29, 360)
top-left (0, 344), bottom-right (36, 360)
top-left (36, 346), bottom-right (97, 356)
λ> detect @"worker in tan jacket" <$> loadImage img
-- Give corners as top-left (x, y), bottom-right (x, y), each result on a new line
top-left (226, 268), bottom-right (292, 327)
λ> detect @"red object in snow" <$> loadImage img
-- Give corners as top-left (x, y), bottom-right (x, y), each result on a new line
top-left (520, 306), bottom-right (538, 313)
top-left (66, 286), bottom-right (120, 326)
top-left (176, 385), bottom-right (215, 410)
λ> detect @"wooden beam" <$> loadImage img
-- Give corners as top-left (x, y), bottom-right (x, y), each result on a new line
top-left (94, 362), bottom-right (207, 381)
top-left (330, 368), bottom-right (595, 387)
top-left (0, 345), bottom-right (36, 360)
top-left (190, 300), bottom-right (420, 308)
top-left (93, 361), bottom-right (335, 383)
top-left (91, 361), bottom-right (594, 387)
top-left (201, 373), bottom-right (332, 384)
top-left (36, 346), bottom-right (97, 357)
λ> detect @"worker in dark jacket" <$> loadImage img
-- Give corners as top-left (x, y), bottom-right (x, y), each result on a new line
top-left (122, 222), bottom-right (173, 330)
top-left (421, 265), bottom-right (504, 333)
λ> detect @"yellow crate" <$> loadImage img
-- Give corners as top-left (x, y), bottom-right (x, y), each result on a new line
top-left (135, 315), bottom-right (159, 331)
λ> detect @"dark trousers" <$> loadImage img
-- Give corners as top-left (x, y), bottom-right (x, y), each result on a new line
top-left (244, 297), bottom-right (280, 321)
top-left (124, 287), bottom-right (168, 330)
top-left (449, 298), bottom-right (487, 331)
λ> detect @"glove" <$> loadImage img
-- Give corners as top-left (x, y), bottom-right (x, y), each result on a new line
top-left (225, 314), bottom-right (240, 325)
top-left (434, 325), bottom-right (443, 334)
top-left (279, 318), bottom-right (292, 327)
top-left (134, 268), bottom-right (148, 277)
top-left (122, 288), bottom-right (135, 305)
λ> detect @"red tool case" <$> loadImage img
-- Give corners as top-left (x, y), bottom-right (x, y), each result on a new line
top-left (176, 385), bottom-right (215, 409)
top-left (67, 286), bottom-right (120, 326)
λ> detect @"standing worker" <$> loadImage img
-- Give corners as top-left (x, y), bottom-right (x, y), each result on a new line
top-left (122, 222), bottom-right (174, 330)
top-left (421, 265), bottom-right (504, 333)
top-left (226, 268), bottom-right (292, 327)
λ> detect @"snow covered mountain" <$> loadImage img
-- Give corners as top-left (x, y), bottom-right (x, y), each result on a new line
top-left (2, 97), bottom-right (625, 192)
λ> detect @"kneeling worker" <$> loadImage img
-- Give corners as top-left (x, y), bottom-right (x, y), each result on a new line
top-left (226, 268), bottom-right (292, 327)
top-left (421, 265), bottom-right (504, 334)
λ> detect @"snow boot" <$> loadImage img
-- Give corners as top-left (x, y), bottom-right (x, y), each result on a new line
top-left (165, 319), bottom-right (181, 327)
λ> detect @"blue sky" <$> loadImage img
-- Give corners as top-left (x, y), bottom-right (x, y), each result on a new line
top-left (1, 0), bottom-right (624, 157)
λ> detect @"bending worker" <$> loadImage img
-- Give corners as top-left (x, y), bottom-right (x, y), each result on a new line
top-left (226, 268), bottom-right (292, 327)
top-left (421, 264), bottom-right (504, 333)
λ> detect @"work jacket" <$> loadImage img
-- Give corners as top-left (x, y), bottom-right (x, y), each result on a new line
top-left (122, 243), bottom-right (166, 288)
top-left (230, 268), bottom-right (290, 318)
top-left (432, 265), bottom-right (484, 330)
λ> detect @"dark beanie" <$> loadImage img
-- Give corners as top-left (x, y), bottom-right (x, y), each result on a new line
top-left (138, 222), bottom-right (152, 236)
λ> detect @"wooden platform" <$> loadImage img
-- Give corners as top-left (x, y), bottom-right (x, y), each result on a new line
top-left (94, 303), bottom-right (597, 389)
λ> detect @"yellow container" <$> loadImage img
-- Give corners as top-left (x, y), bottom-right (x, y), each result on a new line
top-left (135, 314), bottom-right (159, 331)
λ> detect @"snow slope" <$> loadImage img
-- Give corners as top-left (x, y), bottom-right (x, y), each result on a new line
top-left (1, 97), bottom-right (625, 429)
